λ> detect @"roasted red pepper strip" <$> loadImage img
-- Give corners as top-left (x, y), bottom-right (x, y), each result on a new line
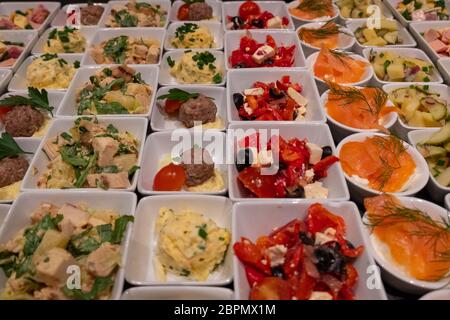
top-left (312, 155), bottom-right (339, 179)
top-left (283, 243), bottom-right (304, 277)
top-left (337, 234), bottom-right (364, 258)
top-left (305, 203), bottom-right (346, 235)
top-left (237, 166), bottom-right (286, 198)
top-left (233, 237), bottom-right (272, 275)
top-left (244, 265), bottom-right (266, 287)
top-left (288, 261), bottom-right (316, 300)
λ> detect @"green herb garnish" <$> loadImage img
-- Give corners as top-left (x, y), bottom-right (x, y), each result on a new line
top-left (0, 87), bottom-right (54, 115)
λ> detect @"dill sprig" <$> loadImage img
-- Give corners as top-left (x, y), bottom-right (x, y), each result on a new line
top-left (298, 21), bottom-right (352, 40)
top-left (296, 0), bottom-right (333, 15)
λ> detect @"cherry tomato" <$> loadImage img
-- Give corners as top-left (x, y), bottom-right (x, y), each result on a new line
top-left (0, 107), bottom-right (12, 122)
top-left (239, 1), bottom-right (261, 20)
top-left (153, 163), bottom-right (186, 191)
top-left (164, 99), bottom-right (183, 114)
top-left (250, 277), bottom-right (293, 300)
top-left (177, 3), bottom-right (190, 20)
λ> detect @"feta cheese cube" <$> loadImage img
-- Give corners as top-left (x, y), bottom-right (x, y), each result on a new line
top-left (244, 87), bottom-right (265, 96)
top-left (314, 227), bottom-right (337, 245)
top-left (287, 87), bottom-right (308, 107)
top-left (265, 244), bottom-right (288, 267)
top-left (304, 169), bottom-right (315, 183)
top-left (243, 102), bottom-right (253, 115)
top-left (304, 182), bottom-right (328, 199)
top-left (306, 142), bottom-right (323, 165)
top-left (252, 45), bottom-right (276, 64)
top-left (309, 291), bottom-right (333, 300)
top-left (258, 149), bottom-right (273, 167)
top-left (267, 16), bottom-right (283, 28)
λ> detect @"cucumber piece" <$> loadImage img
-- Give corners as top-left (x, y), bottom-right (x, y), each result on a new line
top-left (383, 31), bottom-right (398, 44)
top-left (416, 144), bottom-right (447, 158)
top-left (421, 122), bottom-right (450, 145)
top-left (436, 166), bottom-right (450, 187)
top-left (420, 97), bottom-right (447, 121)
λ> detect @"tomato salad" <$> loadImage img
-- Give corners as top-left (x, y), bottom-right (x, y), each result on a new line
top-left (233, 76), bottom-right (308, 121)
top-left (229, 34), bottom-right (296, 68)
top-left (226, 1), bottom-right (290, 30)
top-left (235, 133), bottom-right (338, 198)
top-left (234, 203), bottom-right (363, 300)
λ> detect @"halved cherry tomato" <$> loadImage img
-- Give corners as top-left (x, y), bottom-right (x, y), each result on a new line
top-left (233, 237), bottom-right (272, 275)
top-left (239, 1), bottom-right (261, 20)
top-left (250, 277), bottom-right (293, 300)
top-left (0, 106), bottom-right (12, 122)
top-left (153, 163), bottom-right (186, 191)
top-left (164, 99), bottom-right (183, 114)
top-left (305, 203), bottom-right (346, 235)
top-left (177, 3), bottom-right (190, 20)
top-left (237, 166), bottom-right (286, 198)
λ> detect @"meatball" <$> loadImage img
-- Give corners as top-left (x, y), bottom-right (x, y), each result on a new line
top-left (181, 148), bottom-right (214, 186)
top-left (80, 5), bottom-right (104, 25)
top-left (0, 157), bottom-right (29, 188)
top-left (4, 105), bottom-right (45, 137)
top-left (188, 2), bottom-right (213, 21)
top-left (179, 94), bottom-right (217, 128)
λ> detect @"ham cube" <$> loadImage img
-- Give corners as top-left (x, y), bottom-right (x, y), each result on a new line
top-left (441, 28), bottom-right (450, 44)
top-left (424, 29), bottom-right (440, 42)
top-left (429, 39), bottom-right (448, 53)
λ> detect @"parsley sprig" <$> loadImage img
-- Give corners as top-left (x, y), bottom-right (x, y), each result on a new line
top-left (0, 87), bottom-right (54, 115)
top-left (157, 88), bottom-right (199, 102)
top-left (0, 132), bottom-right (32, 161)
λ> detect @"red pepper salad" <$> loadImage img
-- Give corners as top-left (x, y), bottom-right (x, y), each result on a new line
top-left (233, 76), bottom-right (308, 121)
top-left (235, 133), bottom-right (338, 198)
top-left (226, 1), bottom-right (290, 30)
top-left (229, 34), bottom-right (296, 68)
top-left (234, 203), bottom-right (364, 300)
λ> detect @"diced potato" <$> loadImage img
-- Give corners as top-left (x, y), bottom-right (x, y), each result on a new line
top-left (341, 6), bottom-right (351, 17)
top-left (103, 91), bottom-right (136, 111)
top-left (365, 37), bottom-right (388, 46)
top-left (403, 100), bottom-right (421, 120)
top-left (386, 63), bottom-right (405, 80)
top-left (32, 230), bottom-right (70, 264)
top-left (373, 62), bottom-right (386, 79)
top-left (12, 14), bottom-right (28, 29)
top-left (363, 28), bottom-right (378, 41)
top-left (383, 31), bottom-right (398, 44)
top-left (407, 57), bottom-right (431, 68)
top-left (380, 19), bottom-right (398, 31)
top-left (112, 154), bottom-right (137, 171)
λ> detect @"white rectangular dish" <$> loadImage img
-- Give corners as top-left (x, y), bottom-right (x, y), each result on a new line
top-left (0, 204), bottom-right (10, 228)
top-left (125, 195), bottom-right (233, 286)
top-left (151, 85), bottom-right (227, 131)
top-left (362, 47), bottom-right (444, 85)
top-left (8, 53), bottom-right (83, 92)
top-left (384, 0), bottom-right (450, 27)
top-left (169, 0), bottom-right (221, 22)
top-left (99, 0), bottom-right (171, 29)
top-left (227, 122), bottom-right (349, 201)
top-left (222, 1), bottom-right (295, 31)
top-left (338, 1), bottom-right (393, 24)
top-left (138, 130), bottom-right (227, 195)
top-left (409, 21), bottom-right (450, 63)
top-left (51, 3), bottom-right (109, 27)
top-left (159, 49), bottom-right (226, 86)
top-left (226, 68), bottom-right (326, 123)
top-left (121, 286), bottom-right (234, 300)
top-left (0, 68), bottom-right (12, 94)
top-left (31, 26), bottom-right (96, 55)
top-left (21, 117), bottom-right (148, 192)
top-left (0, 30), bottom-right (39, 72)
top-left (55, 65), bottom-right (159, 118)
top-left (224, 30), bottom-right (306, 69)
top-left (81, 27), bottom-right (166, 66)
top-left (0, 2), bottom-right (60, 34)
top-left (346, 19), bottom-right (416, 55)
top-left (232, 201), bottom-right (387, 300)
top-left (437, 57), bottom-right (450, 84)
top-left (0, 190), bottom-right (137, 300)
top-left (0, 138), bottom-right (40, 204)
top-left (164, 21), bottom-right (223, 50)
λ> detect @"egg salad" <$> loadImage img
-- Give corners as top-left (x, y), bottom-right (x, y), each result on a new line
top-left (154, 207), bottom-right (230, 281)
top-left (168, 51), bottom-right (223, 84)
top-left (26, 54), bottom-right (79, 89)
top-left (170, 23), bottom-right (216, 49)
top-left (43, 27), bottom-right (87, 53)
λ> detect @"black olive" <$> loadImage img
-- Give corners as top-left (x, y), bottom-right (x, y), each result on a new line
top-left (235, 148), bottom-right (253, 172)
top-left (233, 93), bottom-right (244, 108)
top-left (321, 146), bottom-right (333, 159)
top-left (278, 162), bottom-right (287, 170)
top-left (234, 62), bottom-right (247, 69)
top-left (271, 267), bottom-right (284, 279)
top-left (286, 187), bottom-right (305, 198)
top-left (251, 18), bottom-right (264, 28)
top-left (345, 240), bottom-right (355, 249)
top-left (265, 59), bottom-right (274, 65)
top-left (269, 87), bottom-right (284, 99)
top-left (299, 231), bottom-right (314, 245)
top-left (231, 16), bottom-right (244, 29)
top-left (314, 244), bottom-right (345, 274)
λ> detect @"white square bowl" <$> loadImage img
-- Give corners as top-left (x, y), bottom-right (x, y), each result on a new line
top-left (0, 2), bottom-right (60, 34)
top-left (164, 21), bottom-right (223, 50)
top-left (337, 1), bottom-right (393, 24)
top-left (224, 30), bottom-right (306, 70)
top-left (0, 69), bottom-right (12, 94)
top-left (0, 204), bottom-right (10, 228)
top-left (233, 200), bottom-right (387, 300)
top-left (0, 190), bottom-right (137, 300)
top-left (222, 1), bottom-right (295, 31)
top-left (81, 27), bottom-right (166, 66)
top-left (226, 68), bottom-right (326, 123)
top-left (169, 0), bottom-right (222, 22)
top-left (0, 30), bottom-right (39, 72)
top-left (227, 122), bottom-right (350, 201)
top-left (0, 138), bottom-right (40, 204)
top-left (346, 19), bottom-right (417, 55)
top-left (55, 65), bottom-right (159, 118)
top-left (383, 83), bottom-right (449, 140)
top-left (159, 49), bottom-right (226, 86)
top-left (446, 193), bottom-right (450, 210)
top-left (362, 47), bottom-right (444, 86)
top-left (31, 26), bottom-right (97, 55)
top-left (138, 131), bottom-right (228, 195)
top-left (0, 91), bottom-right (65, 138)
top-left (409, 21), bottom-right (450, 63)
top-left (287, 0), bottom-right (339, 27)
top-left (8, 54), bottom-right (83, 92)
top-left (125, 195), bottom-right (233, 286)
top-left (437, 58), bottom-right (450, 84)
top-left (121, 286), bottom-right (234, 299)
top-left (384, 0), bottom-right (450, 27)
top-left (51, 3), bottom-right (109, 27)
top-left (407, 128), bottom-right (450, 204)
top-left (99, 0), bottom-right (171, 29)
top-left (151, 85), bottom-right (227, 131)
top-left (21, 116), bottom-right (148, 192)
